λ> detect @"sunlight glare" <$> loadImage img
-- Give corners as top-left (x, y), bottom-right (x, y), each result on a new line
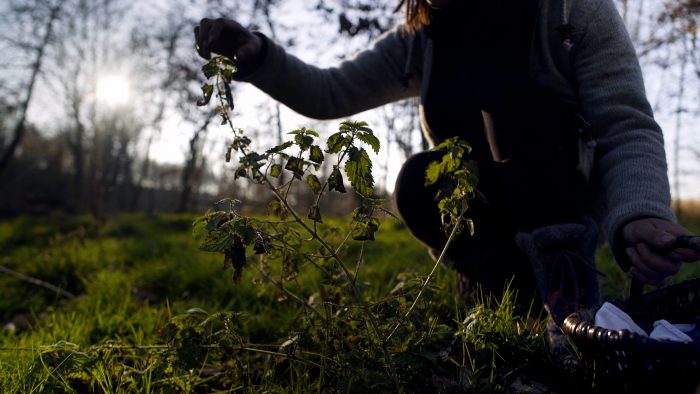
top-left (96, 74), bottom-right (131, 107)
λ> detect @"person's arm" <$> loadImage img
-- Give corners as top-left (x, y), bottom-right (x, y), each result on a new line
top-left (195, 18), bottom-right (421, 119)
top-left (570, 0), bottom-right (699, 284)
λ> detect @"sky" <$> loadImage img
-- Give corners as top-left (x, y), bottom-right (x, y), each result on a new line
top-left (17, 0), bottom-right (700, 199)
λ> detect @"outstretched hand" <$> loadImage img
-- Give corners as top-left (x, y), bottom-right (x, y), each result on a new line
top-left (194, 18), bottom-right (262, 63)
top-left (622, 218), bottom-right (700, 286)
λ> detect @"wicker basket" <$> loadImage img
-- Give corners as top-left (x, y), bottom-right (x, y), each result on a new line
top-left (562, 277), bottom-right (700, 393)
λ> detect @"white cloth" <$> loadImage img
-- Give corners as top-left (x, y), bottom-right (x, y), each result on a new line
top-left (594, 302), bottom-right (647, 336)
top-left (650, 320), bottom-right (693, 342)
top-left (594, 302), bottom-right (694, 342)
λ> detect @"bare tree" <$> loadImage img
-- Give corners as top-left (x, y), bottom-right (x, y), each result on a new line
top-left (0, 0), bottom-right (66, 178)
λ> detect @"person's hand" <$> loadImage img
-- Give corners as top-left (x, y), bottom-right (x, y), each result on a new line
top-left (194, 18), bottom-right (262, 63)
top-left (622, 218), bottom-right (700, 286)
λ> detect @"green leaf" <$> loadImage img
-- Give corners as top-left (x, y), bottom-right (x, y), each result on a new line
top-left (425, 161), bottom-right (441, 186)
top-left (233, 218), bottom-right (256, 245)
top-left (284, 157), bottom-right (304, 179)
top-left (344, 147), bottom-right (374, 197)
top-left (308, 205), bottom-right (323, 223)
top-left (267, 141), bottom-right (293, 154)
top-left (202, 60), bottom-right (219, 79)
top-left (306, 174), bottom-right (322, 193)
top-left (326, 132), bottom-right (350, 154)
top-left (309, 145), bottom-right (324, 164)
top-left (328, 167), bottom-right (346, 193)
top-left (199, 227), bottom-right (236, 253)
top-left (270, 163), bottom-right (281, 178)
top-left (231, 136), bottom-right (251, 151)
top-left (294, 134), bottom-right (314, 151)
top-left (357, 132), bottom-right (380, 154)
top-left (288, 127), bottom-right (319, 137)
top-left (351, 216), bottom-right (380, 241)
top-left (196, 83), bottom-right (214, 106)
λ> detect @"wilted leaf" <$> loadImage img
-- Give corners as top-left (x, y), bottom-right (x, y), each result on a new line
top-left (308, 205), bottom-right (323, 222)
top-left (328, 167), bottom-right (346, 193)
top-left (227, 236), bottom-right (246, 283)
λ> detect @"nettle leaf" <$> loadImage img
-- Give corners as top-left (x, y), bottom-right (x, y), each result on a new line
top-left (294, 134), bottom-right (314, 151)
top-left (267, 141), bottom-right (293, 154)
top-left (425, 161), bottom-right (441, 186)
top-left (357, 131), bottom-right (380, 154)
top-left (285, 157), bottom-right (304, 179)
top-left (202, 60), bottom-right (219, 79)
top-left (306, 174), bottom-right (322, 193)
top-left (308, 205), bottom-right (323, 223)
top-left (192, 211), bottom-right (228, 241)
top-left (199, 227), bottom-right (236, 253)
top-left (270, 163), bottom-right (281, 178)
top-left (344, 147), bottom-right (374, 197)
top-left (328, 167), bottom-right (346, 193)
top-left (233, 218), bottom-right (256, 245)
top-left (326, 132), bottom-right (351, 154)
top-left (309, 145), bottom-right (324, 164)
top-left (351, 216), bottom-right (380, 241)
top-left (197, 83), bottom-right (214, 106)
top-left (289, 127), bottom-right (319, 137)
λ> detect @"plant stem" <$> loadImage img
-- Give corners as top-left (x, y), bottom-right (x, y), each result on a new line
top-left (252, 264), bottom-right (327, 323)
top-left (216, 80), bottom-right (402, 393)
top-left (0, 264), bottom-right (75, 299)
top-left (385, 210), bottom-right (465, 343)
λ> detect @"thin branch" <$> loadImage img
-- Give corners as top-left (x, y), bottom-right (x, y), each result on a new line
top-left (0, 264), bottom-right (75, 299)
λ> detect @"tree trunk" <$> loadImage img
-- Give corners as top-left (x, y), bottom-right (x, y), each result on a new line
top-left (178, 113), bottom-right (213, 213)
top-left (0, 1), bottom-right (64, 178)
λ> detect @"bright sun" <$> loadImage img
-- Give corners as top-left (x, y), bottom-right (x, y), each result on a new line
top-left (95, 74), bottom-right (131, 107)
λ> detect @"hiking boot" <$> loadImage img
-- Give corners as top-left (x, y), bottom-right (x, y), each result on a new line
top-left (515, 221), bottom-right (601, 353)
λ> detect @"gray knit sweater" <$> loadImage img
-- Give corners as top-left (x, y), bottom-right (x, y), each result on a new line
top-left (236, 0), bottom-right (675, 269)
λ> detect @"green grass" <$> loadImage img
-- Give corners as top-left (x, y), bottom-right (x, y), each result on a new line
top-left (0, 213), bottom-right (697, 392)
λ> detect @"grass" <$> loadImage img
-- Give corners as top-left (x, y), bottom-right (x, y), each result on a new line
top-left (0, 212), bottom-right (697, 392)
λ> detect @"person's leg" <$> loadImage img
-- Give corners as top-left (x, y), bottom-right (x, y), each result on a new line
top-left (394, 152), bottom-right (541, 308)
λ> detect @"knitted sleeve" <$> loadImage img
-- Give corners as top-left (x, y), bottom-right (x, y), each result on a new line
top-left (233, 27), bottom-right (421, 120)
top-left (571, 0), bottom-right (675, 269)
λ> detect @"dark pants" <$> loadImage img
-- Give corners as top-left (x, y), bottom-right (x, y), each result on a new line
top-left (393, 149), bottom-right (583, 306)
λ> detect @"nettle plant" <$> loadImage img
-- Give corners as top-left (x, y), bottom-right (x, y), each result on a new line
top-left (192, 56), bottom-right (479, 391)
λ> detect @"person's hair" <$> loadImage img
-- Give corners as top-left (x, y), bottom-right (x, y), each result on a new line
top-left (395, 0), bottom-right (432, 32)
